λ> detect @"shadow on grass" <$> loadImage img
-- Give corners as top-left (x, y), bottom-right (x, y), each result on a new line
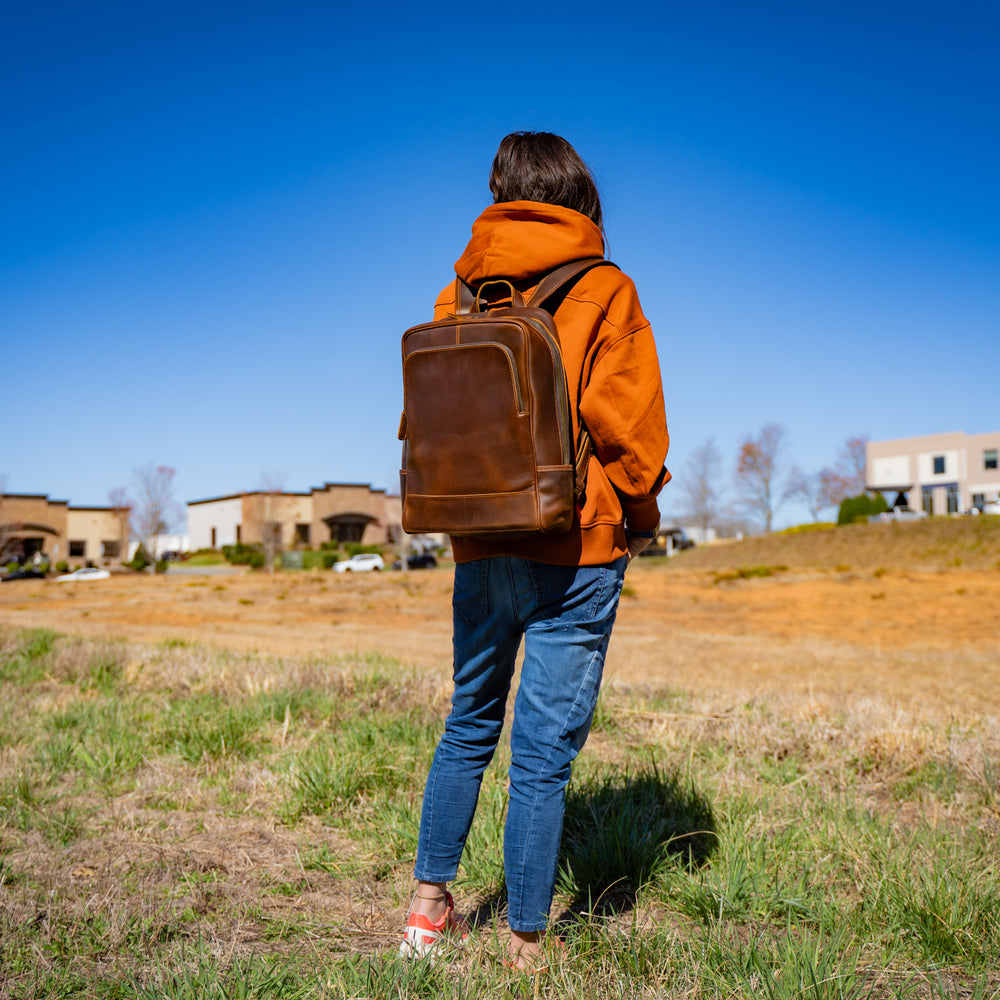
top-left (465, 761), bottom-right (717, 928)
top-left (556, 761), bottom-right (717, 918)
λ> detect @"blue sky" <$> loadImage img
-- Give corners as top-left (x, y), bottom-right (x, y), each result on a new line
top-left (2, 0), bottom-right (998, 529)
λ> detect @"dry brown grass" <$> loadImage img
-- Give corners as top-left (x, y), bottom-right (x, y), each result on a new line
top-left (677, 515), bottom-right (1000, 572)
top-left (2, 521), bottom-right (999, 995)
top-left (3, 521), bottom-right (999, 719)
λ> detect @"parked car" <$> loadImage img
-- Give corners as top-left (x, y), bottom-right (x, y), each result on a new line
top-left (55, 567), bottom-right (111, 582)
top-left (639, 527), bottom-right (695, 556)
top-left (666, 528), bottom-right (696, 551)
top-left (2, 567), bottom-right (47, 582)
top-left (333, 553), bottom-right (384, 573)
top-left (392, 552), bottom-right (438, 570)
top-left (869, 508), bottom-right (928, 523)
top-left (982, 501), bottom-right (1000, 515)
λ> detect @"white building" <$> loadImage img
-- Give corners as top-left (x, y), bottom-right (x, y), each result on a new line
top-left (867, 431), bottom-right (1000, 515)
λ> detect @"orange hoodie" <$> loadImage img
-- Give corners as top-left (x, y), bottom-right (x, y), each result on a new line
top-left (434, 201), bottom-right (670, 566)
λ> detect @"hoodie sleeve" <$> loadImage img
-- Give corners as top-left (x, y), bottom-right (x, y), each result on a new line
top-left (578, 283), bottom-right (670, 534)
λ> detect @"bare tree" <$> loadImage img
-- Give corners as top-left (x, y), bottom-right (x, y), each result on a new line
top-left (819, 435), bottom-right (869, 508)
top-left (244, 474), bottom-right (293, 573)
top-left (734, 423), bottom-right (788, 533)
top-left (131, 464), bottom-right (179, 565)
top-left (678, 438), bottom-right (724, 538)
top-left (107, 487), bottom-right (133, 564)
top-left (785, 465), bottom-right (826, 522)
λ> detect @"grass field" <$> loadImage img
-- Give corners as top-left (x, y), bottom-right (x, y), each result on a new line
top-left (1, 522), bottom-right (999, 998)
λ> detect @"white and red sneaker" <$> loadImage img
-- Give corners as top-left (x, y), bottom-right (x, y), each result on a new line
top-left (399, 891), bottom-right (469, 958)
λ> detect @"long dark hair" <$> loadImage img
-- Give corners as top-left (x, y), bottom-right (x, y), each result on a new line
top-left (489, 132), bottom-right (603, 229)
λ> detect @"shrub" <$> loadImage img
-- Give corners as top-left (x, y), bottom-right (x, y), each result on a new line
top-left (129, 547), bottom-right (152, 572)
top-left (302, 551), bottom-right (338, 570)
top-left (222, 543), bottom-right (264, 566)
top-left (837, 493), bottom-right (888, 525)
top-left (344, 543), bottom-right (382, 557)
top-left (55, 561), bottom-right (69, 573)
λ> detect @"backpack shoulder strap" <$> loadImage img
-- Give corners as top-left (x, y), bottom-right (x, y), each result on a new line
top-left (455, 275), bottom-right (475, 315)
top-left (526, 258), bottom-right (618, 310)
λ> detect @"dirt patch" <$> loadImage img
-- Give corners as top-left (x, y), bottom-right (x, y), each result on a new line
top-left (2, 559), bottom-right (998, 718)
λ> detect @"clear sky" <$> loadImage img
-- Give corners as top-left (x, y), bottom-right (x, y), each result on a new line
top-left (3, 0), bottom-right (998, 529)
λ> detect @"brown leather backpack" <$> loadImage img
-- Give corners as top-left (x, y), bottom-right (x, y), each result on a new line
top-left (399, 258), bottom-right (614, 538)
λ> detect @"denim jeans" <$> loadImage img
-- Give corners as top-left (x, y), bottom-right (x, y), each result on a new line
top-left (414, 554), bottom-right (627, 932)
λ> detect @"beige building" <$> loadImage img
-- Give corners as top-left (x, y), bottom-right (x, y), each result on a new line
top-left (867, 431), bottom-right (1000, 515)
top-left (187, 482), bottom-right (397, 551)
top-left (0, 493), bottom-right (127, 566)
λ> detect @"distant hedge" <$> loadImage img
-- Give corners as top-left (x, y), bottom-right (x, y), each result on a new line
top-left (837, 493), bottom-right (889, 525)
top-left (303, 550), bottom-right (338, 570)
top-left (221, 543), bottom-right (266, 569)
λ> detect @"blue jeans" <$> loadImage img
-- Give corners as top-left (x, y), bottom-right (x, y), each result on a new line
top-left (414, 555), bottom-right (627, 932)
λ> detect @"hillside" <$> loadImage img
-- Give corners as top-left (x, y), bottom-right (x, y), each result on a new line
top-left (671, 515), bottom-right (1000, 572)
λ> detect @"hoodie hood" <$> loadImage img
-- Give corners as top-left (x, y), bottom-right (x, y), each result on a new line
top-left (454, 201), bottom-right (605, 285)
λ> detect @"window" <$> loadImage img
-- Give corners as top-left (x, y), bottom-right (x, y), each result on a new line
top-left (102, 540), bottom-right (120, 560)
top-left (973, 493), bottom-right (985, 510)
top-left (922, 486), bottom-right (934, 516)
top-left (946, 485), bottom-right (959, 514)
top-left (985, 449), bottom-right (998, 471)
top-left (236, 525), bottom-right (242, 544)
top-left (295, 523), bottom-right (311, 545)
top-left (69, 540), bottom-right (86, 558)
top-left (23, 538), bottom-right (44, 559)
top-left (211, 527), bottom-right (217, 547)
top-left (933, 455), bottom-right (945, 475)
top-left (325, 513), bottom-right (374, 544)
top-left (332, 522), bottom-right (364, 543)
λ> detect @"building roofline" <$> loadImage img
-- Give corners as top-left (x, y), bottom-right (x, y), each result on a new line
top-left (1, 492), bottom-right (69, 505)
top-left (869, 431), bottom-right (968, 446)
top-left (187, 490), bottom-right (312, 506)
top-left (187, 493), bottom-right (246, 505)
top-left (310, 482), bottom-right (386, 495)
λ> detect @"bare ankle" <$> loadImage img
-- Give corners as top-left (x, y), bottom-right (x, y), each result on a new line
top-left (509, 928), bottom-right (542, 955)
top-left (410, 881), bottom-right (449, 920)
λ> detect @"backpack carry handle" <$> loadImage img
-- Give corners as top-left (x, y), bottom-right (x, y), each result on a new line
top-left (455, 257), bottom-right (617, 316)
top-left (474, 279), bottom-right (523, 313)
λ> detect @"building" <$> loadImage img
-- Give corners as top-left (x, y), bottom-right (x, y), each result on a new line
top-left (0, 493), bottom-right (128, 566)
top-left (866, 431), bottom-right (1000, 515)
top-left (187, 482), bottom-right (395, 551)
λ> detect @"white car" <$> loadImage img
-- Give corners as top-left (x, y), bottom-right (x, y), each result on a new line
top-left (333, 553), bottom-right (384, 573)
top-left (56, 567), bottom-right (111, 582)
top-left (982, 501), bottom-right (1000, 515)
top-left (869, 508), bottom-right (928, 523)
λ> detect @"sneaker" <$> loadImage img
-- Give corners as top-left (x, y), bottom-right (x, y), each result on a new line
top-left (399, 891), bottom-right (469, 958)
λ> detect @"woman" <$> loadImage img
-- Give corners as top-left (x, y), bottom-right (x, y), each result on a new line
top-left (401, 131), bottom-right (670, 971)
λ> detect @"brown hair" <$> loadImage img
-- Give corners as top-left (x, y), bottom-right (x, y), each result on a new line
top-left (489, 132), bottom-right (603, 229)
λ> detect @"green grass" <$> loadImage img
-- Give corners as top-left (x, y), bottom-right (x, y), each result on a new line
top-left (181, 552), bottom-right (228, 566)
top-left (0, 626), bottom-right (998, 998)
top-left (712, 564), bottom-right (789, 583)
